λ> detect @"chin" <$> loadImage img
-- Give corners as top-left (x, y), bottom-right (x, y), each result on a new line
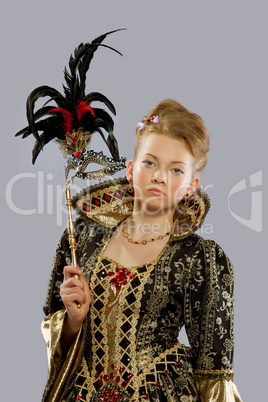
top-left (143, 199), bottom-right (170, 215)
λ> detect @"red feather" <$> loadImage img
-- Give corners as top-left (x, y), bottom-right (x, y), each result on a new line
top-left (76, 100), bottom-right (95, 121)
top-left (49, 108), bottom-right (73, 134)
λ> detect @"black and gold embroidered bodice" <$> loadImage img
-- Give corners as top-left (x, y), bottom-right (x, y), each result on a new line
top-left (41, 178), bottom-right (243, 402)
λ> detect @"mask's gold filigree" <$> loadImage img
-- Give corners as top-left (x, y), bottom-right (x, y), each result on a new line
top-left (59, 128), bottom-right (92, 158)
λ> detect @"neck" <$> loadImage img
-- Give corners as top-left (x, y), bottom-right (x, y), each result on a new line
top-left (129, 203), bottom-right (175, 238)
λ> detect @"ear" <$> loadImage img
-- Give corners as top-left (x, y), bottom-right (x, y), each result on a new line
top-left (187, 177), bottom-right (200, 196)
top-left (126, 160), bottom-right (134, 181)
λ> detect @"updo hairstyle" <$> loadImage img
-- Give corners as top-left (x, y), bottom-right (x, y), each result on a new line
top-left (133, 99), bottom-right (210, 178)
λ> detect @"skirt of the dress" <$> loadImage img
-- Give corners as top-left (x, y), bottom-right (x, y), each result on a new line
top-left (63, 357), bottom-right (200, 401)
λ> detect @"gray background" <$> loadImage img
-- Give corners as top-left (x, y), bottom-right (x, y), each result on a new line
top-left (1, 1), bottom-right (266, 400)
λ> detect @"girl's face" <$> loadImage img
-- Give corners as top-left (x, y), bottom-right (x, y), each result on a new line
top-left (127, 133), bottom-right (199, 215)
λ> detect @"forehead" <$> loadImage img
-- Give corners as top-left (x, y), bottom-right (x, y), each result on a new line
top-left (138, 133), bottom-right (193, 163)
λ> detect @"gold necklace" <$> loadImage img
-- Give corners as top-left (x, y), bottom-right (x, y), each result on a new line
top-left (122, 217), bottom-right (171, 245)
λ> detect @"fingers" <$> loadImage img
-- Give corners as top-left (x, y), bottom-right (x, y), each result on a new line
top-left (61, 267), bottom-right (85, 301)
top-left (60, 265), bottom-right (91, 323)
top-left (63, 265), bottom-right (83, 281)
top-left (61, 283), bottom-right (87, 305)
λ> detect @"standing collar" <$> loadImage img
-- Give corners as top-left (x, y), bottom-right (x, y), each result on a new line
top-left (72, 177), bottom-right (210, 241)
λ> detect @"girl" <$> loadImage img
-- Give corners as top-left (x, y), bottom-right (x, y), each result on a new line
top-left (42, 99), bottom-right (243, 401)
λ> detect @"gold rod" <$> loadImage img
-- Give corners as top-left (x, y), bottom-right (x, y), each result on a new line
top-left (65, 179), bottom-right (81, 308)
top-left (65, 180), bottom-right (78, 267)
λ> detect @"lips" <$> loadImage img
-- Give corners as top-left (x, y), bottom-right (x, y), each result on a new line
top-left (147, 187), bottom-right (165, 196)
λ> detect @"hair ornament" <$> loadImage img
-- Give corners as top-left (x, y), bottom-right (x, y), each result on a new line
top-left (137, 122), bottom-right (145, 130)
top-left (150, 115), bottom-right (159, 124)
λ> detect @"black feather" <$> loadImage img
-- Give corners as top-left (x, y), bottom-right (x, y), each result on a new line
top-left (84, 92), bottom-right (116, 115)
top-left (32, 130), bottom-right (59, 164)
top-left (26, 85), bottom-right (66, 142)
top-left (107, 135), bottom-right (119, 161)
top-left (15, 29), bottom-right (125, 164)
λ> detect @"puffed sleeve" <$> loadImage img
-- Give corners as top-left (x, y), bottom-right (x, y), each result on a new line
top-left (184, 239), bottom-right (243, 401)
top-left (41, 220), bottom-right (88, 402)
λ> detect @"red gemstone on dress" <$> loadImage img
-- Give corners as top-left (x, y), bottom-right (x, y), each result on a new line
top-left (176, 361), bottom-right (180, 365)
top-left (129, 274), bottom-right (136, 279)
top-left (107, 271), bottom-right (114, 276)
top-left (75, 152), bottom-right (81, 157)
top-left (73, 135), bottom-right (78, 142)
top-left (115, 267), bottom-right (120, 272)
top-left (104, 374), bottom-right (109, 382)
top-left (116, 272), bottom-right (126, 281)
top-left (77, 397), bottom-right (81, 400)
top-left (98, 379), bottom-right (103, 386)
top-left (185, 354), bottom-right (189, 357)
top-left (121, 380), bottom-right (128, 388)
top-left (110, 372), bottom-right (114, 380)
top-left (94, 199), bottom-right (100, 205)
top-left (115, 376), bottom-right (120, 383)
top-left (83, 204), bottom-right (90, 211)
top-left (116, 282), bottom-right (121, 290)
top-left (145, 394), bottom-right (149, 398)
top-left (156, 381), bottom-right (160, 386)
top-left (110, 278), bottom-right (117, 285)
top-left (111, 363), bottom-right (115, 370)
top-left (95, 372), bottom-right (100, 377)
top-left (119, 368), bottom-right (124, 374)
top-left (164, 369), bottom-right (168, 373)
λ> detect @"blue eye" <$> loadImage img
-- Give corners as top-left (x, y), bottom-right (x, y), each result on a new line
top-left (143, 160), bottom-right (154, 167)
top-left (172, 168), bottom-right (183, 175)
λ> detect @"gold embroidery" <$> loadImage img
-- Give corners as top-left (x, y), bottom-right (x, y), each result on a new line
top-left (106, 282), bottom-right (121, 315)
top-left (194, 368), bottom-right (234, 381)
top-left (138, 342), bottom-right (196, 399)
top-left (84, 234), bottom-right (160, 399)
top-left (73, 356), bottom-right (93, 400)
top-left (43, 212), bottom-right (242, 401)
top-left (71, 176), bottom-right (210, 240)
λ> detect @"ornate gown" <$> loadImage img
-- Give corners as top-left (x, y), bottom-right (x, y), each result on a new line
top-left (41, 178), bottom-right (243, 402)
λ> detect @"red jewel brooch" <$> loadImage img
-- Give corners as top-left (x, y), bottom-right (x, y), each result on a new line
top-left (107, 267), bottom-right (136, 290)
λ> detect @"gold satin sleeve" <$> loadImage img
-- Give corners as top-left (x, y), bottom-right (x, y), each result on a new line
top-left (195, 370), bottom-right (243, 402)
top-left (41, 309), bottom-right (86, 402)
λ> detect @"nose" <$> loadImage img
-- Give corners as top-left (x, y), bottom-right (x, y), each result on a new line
top-left (152, 169), bottom-right (167, 185)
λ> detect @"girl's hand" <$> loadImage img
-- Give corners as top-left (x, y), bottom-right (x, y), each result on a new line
top-left (60, 265), bottom-right (91, 329)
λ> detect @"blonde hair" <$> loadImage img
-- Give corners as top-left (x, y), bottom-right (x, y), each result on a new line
top-left (133, 99), bottom-right (210, 177)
